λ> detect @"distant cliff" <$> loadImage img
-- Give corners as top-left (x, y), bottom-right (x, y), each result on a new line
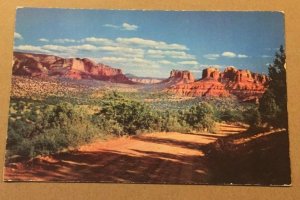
top-left (167, 66), bottom-right (268, 102)
top-left (13, 52), bottom-right (132, 84)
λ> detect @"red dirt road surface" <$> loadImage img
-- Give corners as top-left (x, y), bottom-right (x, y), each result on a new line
top-left (4, 124), bottom-right (247, 183)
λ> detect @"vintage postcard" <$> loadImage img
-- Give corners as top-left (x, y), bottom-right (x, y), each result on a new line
top-left (4, 8), bottom-right (290, 185)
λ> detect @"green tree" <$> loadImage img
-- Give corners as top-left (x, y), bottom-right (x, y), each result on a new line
top-left (95, 92), bottom-right (160, 135)
top-left (185, 102), bottom-right (215, 132)
top-left (259, 45), bottom-right (288, 128)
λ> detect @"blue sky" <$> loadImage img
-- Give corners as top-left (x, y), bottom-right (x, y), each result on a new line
top-left (14, 8), bottom-right (285, 78)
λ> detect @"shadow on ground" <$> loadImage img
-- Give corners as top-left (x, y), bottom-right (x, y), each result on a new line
top-left (203, 129), bottom-right (291, 186)
top-left (5, 126), bottom-right (291, 186)
top-left (5, 133), bottom-right (217, 184)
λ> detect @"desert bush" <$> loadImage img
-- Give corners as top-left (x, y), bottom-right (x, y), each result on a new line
top-left (94, 92), bottom-right (161, 135)
top-left (218, 109), bottom-right (245, 122)
top-left (259, 90), bottom-right (280, 127)
top-left (161, 111), bottom-right (191, 133)
top-left (6, 100), bottom-right (99, 158)
top-left (243, 107), bottom-right (261, 129)
top-left (184, 102), bottom-right (216, 132)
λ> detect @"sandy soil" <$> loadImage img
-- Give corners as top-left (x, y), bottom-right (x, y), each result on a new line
top-left (4, 124), bottom-right (247, 183)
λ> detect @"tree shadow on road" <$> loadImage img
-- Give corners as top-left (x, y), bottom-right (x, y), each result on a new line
top-left (203, 130), bottom-right (291, 186)
top-left (5, 129), bottom-right (291, 186)
top-left (6, 148), bottom-right (212, 184)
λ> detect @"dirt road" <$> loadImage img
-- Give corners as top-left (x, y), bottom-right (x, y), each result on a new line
top-left (4, 124), bottom-right (247, 183)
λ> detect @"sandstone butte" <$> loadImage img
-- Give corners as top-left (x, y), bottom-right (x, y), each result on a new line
top-left (166, 67), bottom-right (269, 102)
top-left (12, 52), bottom-right (133, 84)
top-left (12, 52), bottom-right (268, 102)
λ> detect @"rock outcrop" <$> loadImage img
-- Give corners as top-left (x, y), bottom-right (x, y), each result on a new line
top-left (202, 67), bottom-right (221, 80)
top-left (13, 52), bottom-right (132, 83)
top-left (167, 66), bottom-right (268, 102)
top-left (162, 70), bottom-right (195, 85)
top-left (168, 80), bottom-right (230, 97)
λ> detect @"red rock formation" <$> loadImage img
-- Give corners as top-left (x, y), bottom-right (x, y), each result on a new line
top-left (162, 70), bottom-right (195, 85)
top-left (169, 80), bottom-right (230, 97)
top-left (202, 67), bottom-right (221, 81)
top-left (12, 52), bottom-right (132, 84)
top-left (220, 67), bottom-right (268, 101)
top-left (167, 66), bottom-right (268, 101)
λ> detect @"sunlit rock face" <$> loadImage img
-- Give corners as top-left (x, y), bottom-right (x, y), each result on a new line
top-left (12, 52), bottom-right (133, 83)
top-left (167, 66), bottom-right (268, 102)
top-left (161, 69), bottom-right (195, 85)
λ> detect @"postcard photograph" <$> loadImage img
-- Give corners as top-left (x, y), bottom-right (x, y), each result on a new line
top-left (4, 8), bottom-right (290, 185)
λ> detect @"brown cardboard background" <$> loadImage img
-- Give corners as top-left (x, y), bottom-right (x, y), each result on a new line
top-left (0, 0), bottom-right (299, 199)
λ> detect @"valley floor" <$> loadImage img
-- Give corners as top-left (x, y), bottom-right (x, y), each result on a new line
top-left (4, 124), bottom-right (290, 185)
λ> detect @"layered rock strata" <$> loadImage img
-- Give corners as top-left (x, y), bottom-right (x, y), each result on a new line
top-left (13, 52), bottom-right (132, 83)
top-left (167, 66), bottom-right (268, 102)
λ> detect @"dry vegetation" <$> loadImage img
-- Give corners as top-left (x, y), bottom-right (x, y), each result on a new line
top-left (5, 46), bottom-right (290, 185)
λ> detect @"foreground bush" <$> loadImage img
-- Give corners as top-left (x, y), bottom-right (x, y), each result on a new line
top-left (184, 102), bottom-right (216, 132)
top-left (93, 92), bottom-right (163, 135)
top-left (6, 93), bottom-right (222, 159)
top-left (7, 101), bottom-right (99, 158)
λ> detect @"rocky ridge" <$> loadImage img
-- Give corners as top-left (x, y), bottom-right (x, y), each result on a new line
top-left (13, 52), bottom-right (132, 84)
top-left (167, 66), bottom-right (268, 102)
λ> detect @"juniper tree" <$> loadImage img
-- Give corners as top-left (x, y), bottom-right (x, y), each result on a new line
top-left (259, 45), bottom-right (288, 128)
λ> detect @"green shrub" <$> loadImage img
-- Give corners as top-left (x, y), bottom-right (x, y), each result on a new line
top-left (184, 102), bottom-right (216, 132)
top-left (243, 107), bottom-right (261, 128)
top-left (94, 92), bottom-right (161, 135)
top-left (6, 100), bottom-right (100, 159)
top-left (219, 109), bottom-right (245, 122)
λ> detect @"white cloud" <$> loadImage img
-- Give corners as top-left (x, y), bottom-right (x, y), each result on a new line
top-left (204, 52), bottom-right (248, 59)
top-left (99, 56), bottom-right (128, 63)
top-left (98, 56), bottom-right (160, 69)
top-left (192, 64), bottom-right (224, 70)
top-left (147, 49), bottom-right (195, 59)
top-left (13, 35), bottom-right (199, 74)
top-left (14, 32), bottom-right (23, 40)
top-left (99, 46), bottom-right (145, 58)
top-left (103, 23), bottom-right (138, 31)
top-left (82, 37), bottom-right (113, 45)
top-left (74, 44), bottom-right (99, 51)
top-left (53, 38), bottom-right (77, 43)
top-left (42, 45), bottom-right (72, 52)
top-left (38, 38), bottom-right (49, 42)
top-left (122, 23), bottom-right (138, 31)
top-left (103, 24), bottom-right (119, 29)
top-left (14, 45), bottom-right (51, 53)
top-left (26, 36), bottom-right (191, 59)
top-left (222, 51), bottom-right (236, 58)
top-left (178, 60), bottom-right (199, 65)
top-left (147, 54), bottom-right (165, 59)
top-left (159, 60), bottom-right (172, 65)
top-left (237, 54), bottom-right (248, 58)
top-left (117, 37), bottom-right (188, 51)
top-left (203, 54), bottom-right (220, 60)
